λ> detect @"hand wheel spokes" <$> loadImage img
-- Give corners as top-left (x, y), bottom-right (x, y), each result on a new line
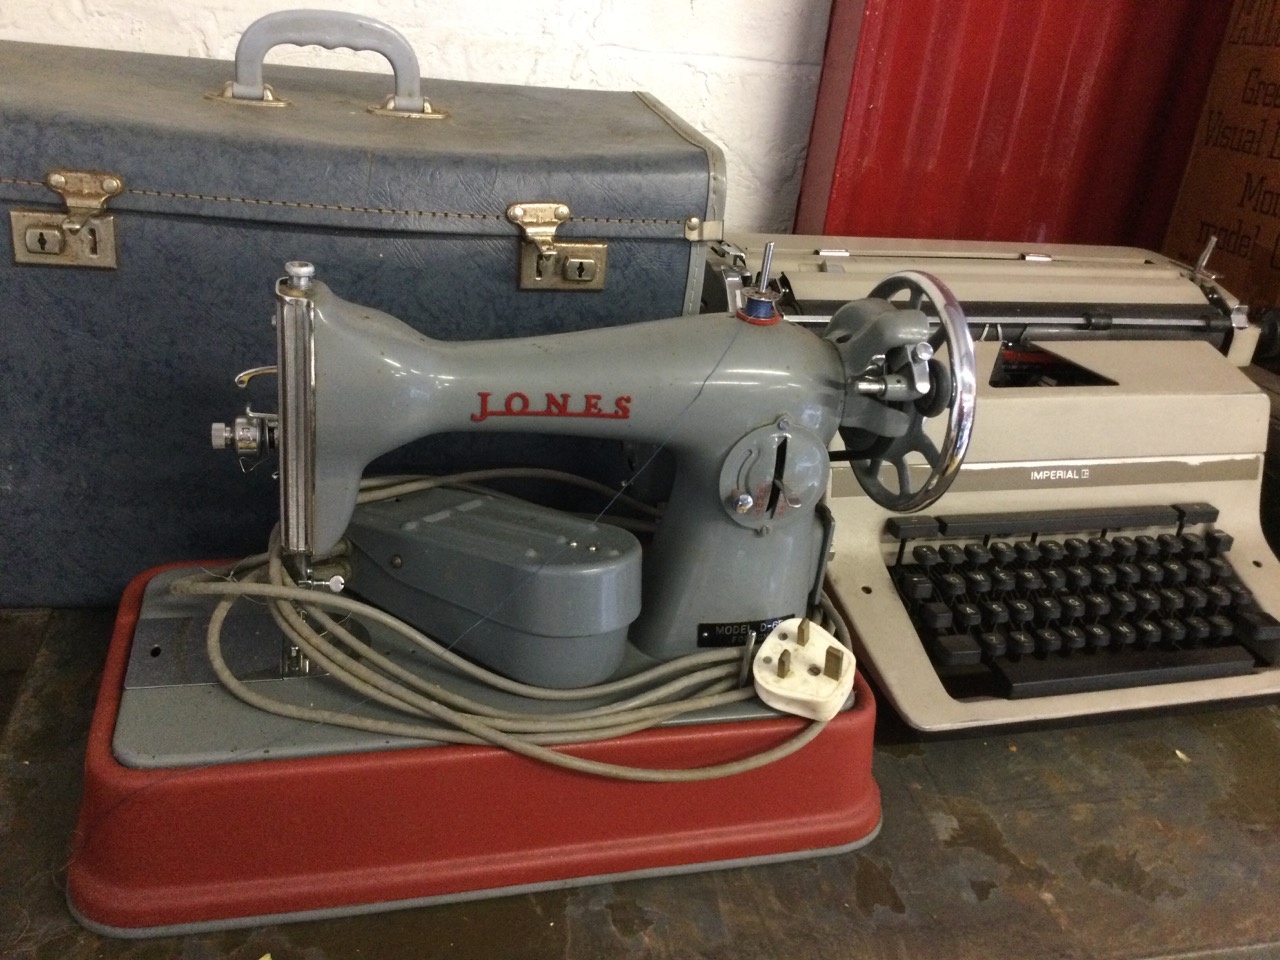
top-left (850, 271), bottom-right (976, 512)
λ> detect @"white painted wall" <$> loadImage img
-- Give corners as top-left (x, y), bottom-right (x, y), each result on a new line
top-left (0, 0), bottom-right (835, 231)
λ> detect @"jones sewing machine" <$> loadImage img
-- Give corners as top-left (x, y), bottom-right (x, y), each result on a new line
top-left (67, 246), bottom-right (974, 934)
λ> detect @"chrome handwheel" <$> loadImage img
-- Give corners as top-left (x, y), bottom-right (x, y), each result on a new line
top-left (849, 271), bottom-right (976, 512)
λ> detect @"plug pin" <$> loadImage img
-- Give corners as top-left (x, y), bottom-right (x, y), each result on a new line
top-left (777, 649), bottom-right (791, 679)
top-left (824, 646), bottom-right (844, 680)
top-left (797, 620), bottom-right (810, 646)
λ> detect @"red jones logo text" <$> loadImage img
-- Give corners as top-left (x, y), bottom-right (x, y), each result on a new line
top-left (471, 391), bottom-right (632, 423)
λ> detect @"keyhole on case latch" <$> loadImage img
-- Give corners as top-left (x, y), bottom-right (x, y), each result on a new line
top-left (575, 261), bottom-right (587, 279)
top-left (87, 226), bottom-right (99, 257)
top-left (37, 231), bottom-right (49, 251)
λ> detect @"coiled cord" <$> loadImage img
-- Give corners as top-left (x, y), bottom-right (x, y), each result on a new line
top-left (170, 472), bottom-right (852, 781)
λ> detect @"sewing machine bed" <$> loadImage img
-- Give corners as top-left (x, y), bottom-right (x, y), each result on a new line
top-left (67, 564), bottom-right (881, 937)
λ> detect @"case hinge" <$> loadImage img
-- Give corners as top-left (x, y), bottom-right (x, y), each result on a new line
top-left (10, 169), bottom-right (124, 269)
top-left (684, 216), bottom-right (724, 242)
top-left (506, 201), bottom-right (608, 291)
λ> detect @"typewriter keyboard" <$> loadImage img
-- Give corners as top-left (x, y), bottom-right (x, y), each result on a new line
top-left (884, 503), bottom-right (1280, 699)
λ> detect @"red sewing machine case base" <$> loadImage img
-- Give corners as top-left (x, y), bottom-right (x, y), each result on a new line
top-left (66, 565), bottom-right (882, 937)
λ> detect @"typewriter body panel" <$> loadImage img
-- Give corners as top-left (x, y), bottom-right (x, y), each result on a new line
top-left (718, 233), bottom-right (1280, 731)
top-left (711, 233), bottom-right (1257, 365)
top-left (827, 338), bottom-right (1280, 731)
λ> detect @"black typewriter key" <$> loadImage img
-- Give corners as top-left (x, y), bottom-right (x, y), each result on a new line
top-left (1111, 622), bottom-right (1138, 647)
top-left (1039, 540), bottom-right (1066, 563)
top-left (1088, 537), bottom-right (1113, 560)
top-left (1207, 530), bottom-right (1234, 556)
top-left (990, 541), bottom-right (1016, 564)
top-left (920, 603), bottom-right (953, 631)
top-left (1083, 623), bottom-right (1111, 649)
top-left (991, 568), bottom-right (1017, 594)
top-left (1180, 533), bottom-right (1206, 555)
top-left (1111, 590), bottom-right (1137, 616)
top-left (1091, 563), bottom-right (1118, 587)
top-left (1234, 609), bottom-right (1280, 661)
top-left (1208, 614), bottom-right (1234, 639)
top-left (1185, 616), bottom-right (1211, 643)
top-left (1158, 588), bottom-right (1185, 613)
top-left (979, 631), bottom-right (1008, 658)
top-left (913, 544), bottom-right (941, 567)
top-left (896, 571), bottom-right (935, 601)
top-left (1034, 597), bottom-right (1062, 623)
top-left (1137, 560), bottom-right (1165, 585)
top-left (1064, 538), bottom-right (1090, 560)
top-left (1016, 569), bottom-right (1045, 592)
top-left (1208, 558), bottom-right (1233, 581)
top-left (1174, 502), bottom-right (1219, 524)
top-left (1161, 561), bottom-right (1187, 584)
top-left (1065, 564), bottom-right (1092, 590)
top-left (1182, 586), bottom-right (1208, 611)
top-left (952, 602), bottom-right (983, 629)
top-left (1206, 585), bottom-right (1234, 610)
top-left (1186, 559), bottom-right (1213, 583)
top-left (1041, 566), bottom-right (1068, 591)
top-left (1135, 535), bottom-right (1160, 557)
top-left (1157, 533), bottom-right (1183, 556)
top-left (1014, 541), bottom-right (1040, 564)
top-left (1059, 596), bottom-right (1086, 622)
top-left (964, 543), bottom-right (992, 565)
top-left (1035, 627), bottom-right (1063, 654)
top-left (1006, 599), bottom-right (1035, 625)
top-left (1084, 593), bottom-right (1111, 618)
top-left (1060, 625), bottom-right (1087, 651)
top-left (929, 634), bottom-right (982, 667)
top-left (937, 572), bottom-right (967, 599)
top-left (1134, 620), bottom-right (1162, 647)
top-left (1133, 589), bottom-right (1161, 616)
top-left (1228, 581), bottom-right (1255, 607)
top-left (980, 600), bottom-right (1010, 625)
top-left (963, 570), bottom-right (993, 594)
top-left (1116, 562), bottom-right (1143, 587)
top-left (1160, 618), bottom-right (1187, 646)
top-left (939, 543), bottom-right (966, 566)
top-left (1009, 630), bottom-right (1037, 656)
top-left (1111, 535), bottom-right (1138, 559)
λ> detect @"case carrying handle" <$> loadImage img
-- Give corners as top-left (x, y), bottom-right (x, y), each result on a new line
top-left (228, 9), bottom-right (436, 115)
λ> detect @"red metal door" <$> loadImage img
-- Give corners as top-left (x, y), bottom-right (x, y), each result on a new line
top-left (796, 0), bottom-right (1231, 247)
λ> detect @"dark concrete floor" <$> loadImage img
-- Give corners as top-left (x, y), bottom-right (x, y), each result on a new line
top-left (4, 607), bottom-right (1280, 960)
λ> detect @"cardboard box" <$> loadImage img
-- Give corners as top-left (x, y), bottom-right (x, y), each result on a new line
top-left (1165, 0), bottom-right (1280, 310)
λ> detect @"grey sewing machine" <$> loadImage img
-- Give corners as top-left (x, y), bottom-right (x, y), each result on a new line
top-left (206, 254), bottom-right (974, 688)
top-left (65, 250), bottom-right (978, 936)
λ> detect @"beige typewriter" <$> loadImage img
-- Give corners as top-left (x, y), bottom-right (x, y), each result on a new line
top-left (713, 234), bottom-right (1280, 731)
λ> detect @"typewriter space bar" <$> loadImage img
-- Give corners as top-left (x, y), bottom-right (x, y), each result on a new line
top-left (995, 646), bottom-right (1256, 699)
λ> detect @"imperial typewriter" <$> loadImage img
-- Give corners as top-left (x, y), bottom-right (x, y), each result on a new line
top-left (712, 234), bottom-right (1280, 731)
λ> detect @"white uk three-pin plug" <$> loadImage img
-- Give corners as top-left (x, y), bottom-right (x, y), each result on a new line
top-left (752, 617), bottom-right (856, 721)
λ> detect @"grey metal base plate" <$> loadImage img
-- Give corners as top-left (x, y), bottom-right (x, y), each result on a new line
top-left (114, 569), bottom-right (782, 769)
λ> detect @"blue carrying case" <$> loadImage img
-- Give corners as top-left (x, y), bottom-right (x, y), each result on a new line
top-left (1, 13), bottom-right (725, 605)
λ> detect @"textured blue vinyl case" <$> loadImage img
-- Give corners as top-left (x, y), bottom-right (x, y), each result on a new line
top-left (1, 38), bottom-right (725, 605)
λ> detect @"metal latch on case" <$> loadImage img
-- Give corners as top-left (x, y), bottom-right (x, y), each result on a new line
top-left (10, 169), bottom-right (123, 269)
top-left (506, 202), bottom-right (607, 291)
